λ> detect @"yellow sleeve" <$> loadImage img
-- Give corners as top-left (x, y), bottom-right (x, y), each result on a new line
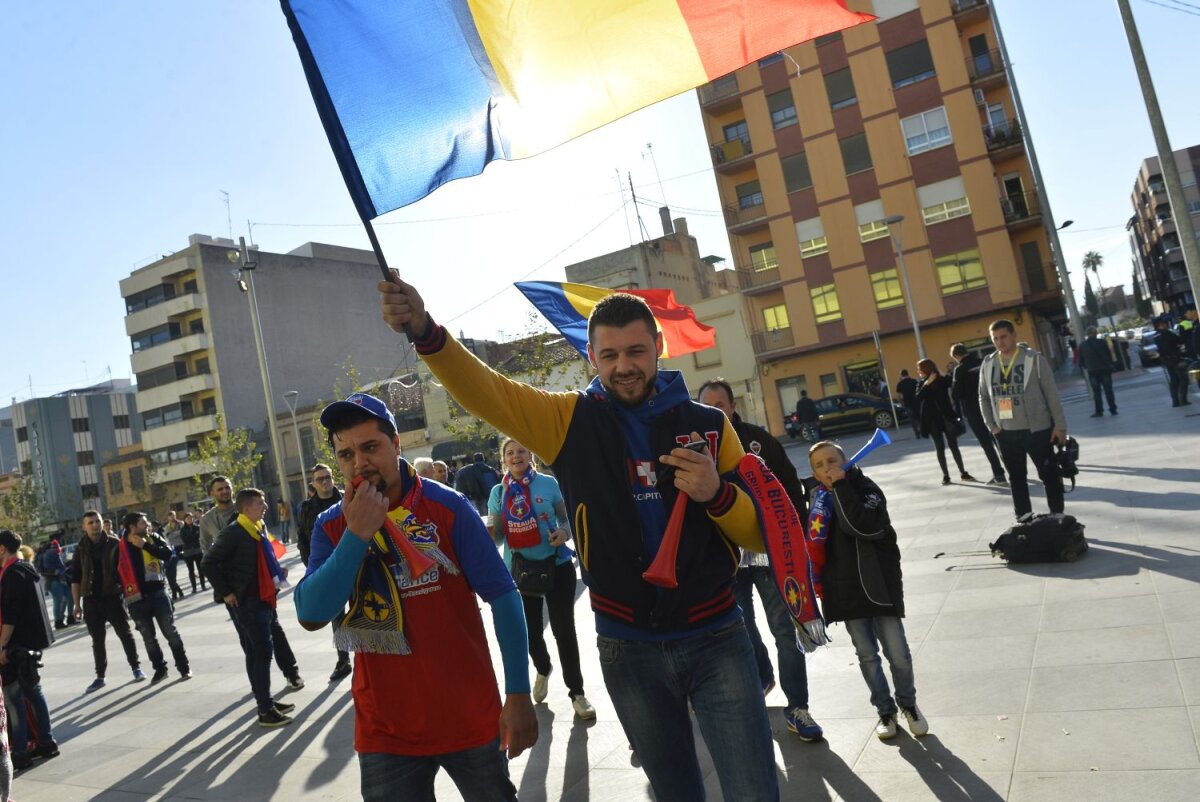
top-left (420, 328), bottom-right (578, 464)
top-left (709, 414), bottom-right (766, 552)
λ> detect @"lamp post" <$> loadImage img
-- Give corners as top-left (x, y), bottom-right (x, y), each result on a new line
top-left (283, 390), bottom-right (305, 494)
top-left (883, 215), bottom-right (926, 360)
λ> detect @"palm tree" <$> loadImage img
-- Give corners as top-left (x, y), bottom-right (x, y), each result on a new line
top-left (1082, 251), bottom-right (1108, 326)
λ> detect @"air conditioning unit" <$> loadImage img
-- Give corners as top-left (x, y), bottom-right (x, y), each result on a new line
top-left (973, 89), bottom-right (986, 107)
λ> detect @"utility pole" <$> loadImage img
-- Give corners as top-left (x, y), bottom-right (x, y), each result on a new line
top-left (1116, 0), bottom-right (1200, 309)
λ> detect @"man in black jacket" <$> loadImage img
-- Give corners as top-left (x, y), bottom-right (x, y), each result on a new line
top-left (794, 390), bottom-right (820, 440)
top-left (949, 344), bottom-right (1007, 484)
top-left (698, 379), bottom-right (824, 743)
top-left (1155, 315), bottom-right (1192, 407)
top-left (1077, 328), bottom-right (1118, 417)
top-left (70, 510), bottom-right (144, 692)
top-left (296, 462), bottom-right (350, 682)
top-left (119, 513), bottom-right (191, 684)
top-left (0, 529), bottom-right (57, 770)
top-left (202, 488), bottom-right (300, 728)
top-left (895, 371), bottom-right (921, 437)
top-left (455, 452), bottom-right (501, 515)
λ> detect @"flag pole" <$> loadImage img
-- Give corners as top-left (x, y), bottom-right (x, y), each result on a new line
top-left (362, 217), bottom-right (395, 284)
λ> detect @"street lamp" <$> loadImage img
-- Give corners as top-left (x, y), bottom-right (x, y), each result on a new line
top-left (283, 390), bottom-right (305, 494)
top-left (883, 215), bottom-right (927, 360)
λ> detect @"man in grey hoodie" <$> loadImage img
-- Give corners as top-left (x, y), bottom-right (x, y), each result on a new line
top-left (978, 319), bottom-right (1068, 520)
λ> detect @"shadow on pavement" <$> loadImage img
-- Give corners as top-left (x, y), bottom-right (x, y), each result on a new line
top-left (893, 733), bottom-right (1004, 801)
top-left (775, 736), bottom-right (881, 801)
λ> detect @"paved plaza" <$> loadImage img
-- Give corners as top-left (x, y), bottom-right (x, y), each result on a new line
top-left (10, 367), bottom-right (1200, 801)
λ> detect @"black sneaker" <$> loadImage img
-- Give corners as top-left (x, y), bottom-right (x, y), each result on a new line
top-left (151, 666), bottom-right (169, 685)
top-left (273, 700), bottom-right (296, 715)
top-left (257, 708), bottom-right (293, 728)
top-left (31, 740), bottom-right (60, 760)
top-left (12, 753), bottom-right (33, 771)
top-left (329, 659), bottom-right (352, 682)
top-left (286, 674), bottom-right (305, 690)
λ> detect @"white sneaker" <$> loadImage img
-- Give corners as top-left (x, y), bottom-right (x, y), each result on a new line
top-left (533, 672), bottom-right (549, 703)
top-left (901, 705), bottom-right (929, 736)
top-left (875, 713), bottom-right (898, 740)
top-left (572, 695), bottom-right (596, 720)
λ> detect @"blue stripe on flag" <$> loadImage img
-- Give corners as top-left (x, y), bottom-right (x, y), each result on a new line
top-left (514, 282), bottom-right (592, 360)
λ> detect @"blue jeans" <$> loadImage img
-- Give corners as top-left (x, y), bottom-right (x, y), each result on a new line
top-left (3, 678), bottom-right (54, 755)
top-left (128, 589), bottom-right (189, 673)
top-left (358, 737), bottom-right (516, 802)
top-left (733, 566), bottom-right (808, 709)
top-left (598, 620), bottom-right (779, 802)
top-left (229, 598), bottom-right (276, 713)
top-left (279, 521), bottom-right (291, 544)
top-left (843, 617), bottom-right (916, 716)
top-left (49, 577), bottom-right (72, 624)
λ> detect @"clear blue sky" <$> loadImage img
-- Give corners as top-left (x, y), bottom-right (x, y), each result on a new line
top-left (2, 0), bottom-right (1197, 404)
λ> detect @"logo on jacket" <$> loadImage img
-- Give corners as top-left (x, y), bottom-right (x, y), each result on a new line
top-left (635, 461), bottom-right (657, 487)
top-left (506, 495), bottom-right (530, 519)
top-left (398, 513), bottom-right (439, 549)
top-left (749, 440), bottom-right (762, 456)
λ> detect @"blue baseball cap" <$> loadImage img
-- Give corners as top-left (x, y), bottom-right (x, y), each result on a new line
top-left (319, 392), bottom-right (397, 432)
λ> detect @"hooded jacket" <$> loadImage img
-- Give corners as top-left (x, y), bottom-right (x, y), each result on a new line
top-left (978, 345), bottom-right (1067, 433)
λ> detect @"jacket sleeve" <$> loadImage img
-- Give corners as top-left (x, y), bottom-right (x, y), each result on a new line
top-left (830, 473), bottom-right (892, 540)
top-left (978, 356), bottom-right (997, 429)
top-left (414, 323), bottom-right (578, 464)
top-left (200, 530), bottom-right (237, 599)
top-left (1036, 352), bottom-right (1068, 431)
top-left (143, 535), bottom-right (174, 561)
top-left (708, 415), bottom-right (765, 552)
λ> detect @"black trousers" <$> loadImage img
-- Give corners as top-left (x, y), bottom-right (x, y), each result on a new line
top-left (1089, 370), bottom-right (1117, 414)
top-left (1164, 361), bottom-right (1190, 405)
top-left (227, 603), bottom-right (299, 681)
top-left (995, 427), bottom-right (1064, 518)
top-left (522, 560), bottom-right (585, 699)
top-left (182, 553), bottom-right (206, 591)
top-left (82, 595), bottom-right (141, 678)
top-left (964, 408), bottom-right (1006, 481)
top-left (928, 425), bottom-right (966, 477)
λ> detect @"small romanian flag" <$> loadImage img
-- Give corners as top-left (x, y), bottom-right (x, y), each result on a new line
top-left (281, 0), bottom-right (873, 217)
top-left (515, 281), bottom-right (715, 360)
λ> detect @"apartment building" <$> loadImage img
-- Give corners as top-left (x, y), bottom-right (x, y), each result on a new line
top-left (698, 0), bottom-right (1066, 434)
top-left (1129, 145), bottom-right (1200, 315)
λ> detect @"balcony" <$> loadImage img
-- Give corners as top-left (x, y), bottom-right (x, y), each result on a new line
top-left (152, 460), bottom-right (201, 485)
top-left (736, 264), bottom-right (782, 294)
top-left (699, 75), bottom-right (741, 111)
top-left (982, 118), bottom-right (1023, 155)
top-left (952, 0), bottom-right (990, 24)
top-left (965, 49), bottom-right (1006, 89)
top-left (712, 137), bottom-right (754, 172)
top-left (724, 202), bottom-right (769, 233)
top-left (1000, 191), bottom-right (1042, 230)
top-left (752, 327), bottom-right (795, 356)
top-left (124, 292), bottom-right (204, 336)
top-left (136, 372), bottom-right (215, 412)
top-left (131, 332), bottom-right (209, 373)
top-left (141, 412), bottom-right (219, 453)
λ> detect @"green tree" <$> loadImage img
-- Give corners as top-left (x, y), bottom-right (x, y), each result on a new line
top-left (188, 413), bottom-right (263, 498)
top-left (1083, 275), bottom-right (1098, 323)
top-left (1132, 272), bottom-right (1153, 319)
top-left (311, 357), bottom-right (374, 483)
top-left (0, 474), bottom-right (53, 539)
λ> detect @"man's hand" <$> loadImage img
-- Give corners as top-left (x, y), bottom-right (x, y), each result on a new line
top-left (74, 603), bottom-right (83, 620)
top-left (129, 532), bottom-right (146, 549)
top-left (825, 464), bottom-right (847, 485)
top-left (0, 650), bottom-right (8, 666)
top-left (991, 426), bottom-right (1002, 435)
top-left (342, 478), bottom-right (388, 544)
top-left (548, 528), bottom-right (569, 547)
top-left (498, 693), bottom-right (538, 759)
top-left (660, 431), bottom-right (720, 503)
top-left (1051, 428), bottom-right (1067, 446)
top-left (378, 270), bottom-right (429, 338)
top-left (224, 593), bottom-right (239, 607)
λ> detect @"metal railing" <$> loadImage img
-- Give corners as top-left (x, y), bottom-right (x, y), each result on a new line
top-left (724, 202), bottom-right (768, 229)
top-left (1000, 191), bottom-right (1041, 224)
top-left (712, 137), bottom-right (753, 165)
top-left (965, 49), bottom-right (1005, 81)
top-left (952, 0), bottom-right (988, 13)
top-left (736, 264), bottom-right (782, 292)
top-left (982, 118), bottom-right (1022, 151)
top-left (751, 327), bottom-right (795, 355)
top-left (699, 75), bottom-right (739, 106)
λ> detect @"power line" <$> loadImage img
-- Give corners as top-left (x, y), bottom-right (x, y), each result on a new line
top-left (1143, 0), bottom-right (1200, 16)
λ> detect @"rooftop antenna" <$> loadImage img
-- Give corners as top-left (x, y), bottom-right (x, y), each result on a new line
top-left (219, 190), bottom-right (233, 240)
top-left (616, 168), bottom-right (633, 248)
top-left (644, 142), bottom-right (668, 208)
top-left (628, 173), bottom-right (650, 243)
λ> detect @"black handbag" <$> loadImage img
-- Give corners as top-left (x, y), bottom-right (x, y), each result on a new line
top-left (943, 414), bottom-right (966, 437)
top-left (511, 553), bottom-right (556, 597)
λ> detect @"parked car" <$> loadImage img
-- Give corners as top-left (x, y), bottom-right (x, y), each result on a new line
top-left (1134, 330), bottom-right (1160, 366)
top-left (784, 393), bottom-right (907, 441)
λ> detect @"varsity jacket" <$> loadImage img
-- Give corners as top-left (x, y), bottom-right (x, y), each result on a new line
top-left (413, 322), bottom-right (764, 635)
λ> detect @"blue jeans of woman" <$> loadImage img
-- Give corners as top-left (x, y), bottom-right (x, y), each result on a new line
top-left (843, 617), bottom-right (916, 716)
top-left (598, 618), bottom-right (779, 802)
top-left (49, 577), bottom-right (72, 625)
top-left (358, 738), bottom-right (516, 801)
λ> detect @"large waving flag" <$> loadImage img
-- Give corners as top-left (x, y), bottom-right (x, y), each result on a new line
top-left (516, 281), bottom-right (715, 359)
top-left (281, 1), bottom-right (873, 218)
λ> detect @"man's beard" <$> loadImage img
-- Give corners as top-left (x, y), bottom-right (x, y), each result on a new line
top-left (604, 371), bottom-right (656, 407)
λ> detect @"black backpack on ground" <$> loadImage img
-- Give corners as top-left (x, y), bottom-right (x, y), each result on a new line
top-left (990, 513), bottom-right (1087, 563)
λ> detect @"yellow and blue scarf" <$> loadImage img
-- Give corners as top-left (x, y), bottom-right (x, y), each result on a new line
top-left (237, 514), bottom-right (287, 608)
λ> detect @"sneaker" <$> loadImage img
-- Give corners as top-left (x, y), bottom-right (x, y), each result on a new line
top-left (572, 695), bottom-right (597, 720)
top-left (762, 679), bottom-right (776, 697)
top-left (533, 672), bottom-right (550, 703)
top-left (785, 707), bottom-right (824, 742)
top-left (1110, 410), bottom-right (1119, 415)
top-left (875, 712), bottom-right (898, 740)
top-left (901, 705), bottom-right (929, 737)
top-left (85, 677), bottom-right (106, 693)
top-left (132, 668), bottom-right (146, 682)
top-left (960, 473), bottom-right (978, 482)
top-left (941, 476), bottom-right (951, 486)
top-left (286, 674), bottom-right (305, 690)
top-left (31, 740), bottom-right (60, 760)
top-left (329, 659), bottom-right (352, 682)
top-left (273, 701), bottom-right (296, 715)
top-left (11, 753), bottom-right (33, 771)
top-left (179, 669), bottom-right (193, 681)
top-left (151, 666), bottom-right (169, 685)
top-left (257, 708), bottom-right (293, 728)
top-left (986, 477), bottom-right (1008, 486)
top-left (1089, 412), bottom-right (1103, 418)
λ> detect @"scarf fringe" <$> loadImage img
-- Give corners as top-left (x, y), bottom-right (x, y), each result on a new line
top-left (334, 626), bottom-right (411, 656)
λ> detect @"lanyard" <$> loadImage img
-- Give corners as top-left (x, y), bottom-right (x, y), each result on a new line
top-left (997, 350), bottom-right (1019, 392)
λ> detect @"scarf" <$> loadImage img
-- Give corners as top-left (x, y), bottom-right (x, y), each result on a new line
top-left (733, 454), bottom-right (829, 653)
top-left (501, 466), bottom-right (542, 549)
top-left (237, 514), bottom-right (287, 608)
top-left (805, 486), bottom-right (833, 597)
top-left (335, 469), bottom-right (459, 655)
top-left (116, 537), bottom-right (164, 603)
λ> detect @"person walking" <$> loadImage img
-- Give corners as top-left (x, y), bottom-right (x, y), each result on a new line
top-left (895, 370), bottom-right (921, 438)
top-left (161, 512), bottom-right (186, 601)
top-left (70, 510), bottom-right (144, 691)
top-left (275, 499), bottom-right (292, 545)
top-left (795, 390), bottom-right (820, 441)
top-left (199, 476), bottom-right (236, 553)
top-left (915, 359), bottom-right (976, 486)
top-left (455, 452), bottom-right (502, 516)
top-left (295, 463), bottom-right (351, 683)
top-left (978, 319), bottom-right (1069, 519)
top-left (949, 344), bottom-right (1007, 485)
top-left (38, 539), bottom-right (74, 628)
top-left (698, 379), bottom-right (823, 743)
top-left (1154, 315), bottom-right (1191, 407)
top-left (178, 513), bottom-right (206, 594)
top-left (118, 513), bottom-right (191, 684)
top-left (488, 438), bottom-right (594, 720)
top-left (1079, 327), bottom-right (1118, 417)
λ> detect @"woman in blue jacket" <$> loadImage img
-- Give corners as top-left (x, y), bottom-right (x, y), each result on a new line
top-left (488, 438), bottom-right (595, 720)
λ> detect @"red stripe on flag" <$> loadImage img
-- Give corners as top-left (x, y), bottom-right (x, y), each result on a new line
top-left (626, 288), bottom-right (716, 356)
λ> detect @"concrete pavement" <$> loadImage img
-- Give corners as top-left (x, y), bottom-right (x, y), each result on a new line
top-left (10, 365), bottom-right (1200, 801)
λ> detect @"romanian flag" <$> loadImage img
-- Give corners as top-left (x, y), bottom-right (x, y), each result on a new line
top-left (281, 1), bottom-right (872, 218)
top-left (515, 281), bottom-right (715, 359)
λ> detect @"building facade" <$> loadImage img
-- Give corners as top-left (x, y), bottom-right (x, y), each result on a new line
top-left (1129, 146), bottom-right (1200, 316)
top-left (698, 0), bottom-right (1066, 435)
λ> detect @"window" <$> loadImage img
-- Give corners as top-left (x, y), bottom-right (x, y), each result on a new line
top-left (201, 397), bottom-right (217, 414)
top-left (1189, 200), bottom-right (1200, 214)
top-left (129, 466), bottom-right (145, 491)
top-left (814, 31), bottom-right (842, 46)
top-left (799, 237), bottom-right (828, 257)
top-left (871, 269), bottom-right (905, 310)
top-left (762, 304), bottom-right (790, 331)
top-left (796, 216), bottom-right (829, 258)
top-left (72, 417), bottom-right (90, 433)
top-left (749, 243), bottom-right (778, 272)
top-left (824, 68), bottom-right (857, 110)
top-left (758, 52), bottom-right (784, 67)
top-left (840, 133), bottom-right (873, 175)
top-left (723, 120), bottom-right (749, 144)
top-left (767, 90), bottom-right (798, 129)
top-left (918, 177), bottom-right (971, 225)
top-left (859, 220), bottom-right (890, 242)
top-left (113, 414), bottom-right (129, 429)
top-left (782, 152), bottom-right (813, 192)
top-left (820, 373), bottom-right (840, 397)
top-left (130, 323), bottom-right (180, 352)
top-left (195, 357), bottom-right (210, 374)
top-left (855, 200), bottom-right (889, 243)
top-left (189, 318), bottom-right (205, 334)
top-left (886, 40), bottom-right (936, 88)
top-left (736, 180), bottom-right (764, 209)
top-left (183, 279), bottom-right (198, 293)
top-left (77, 450), bottom-right (95, 467)
top-left (16, 426), bottom-right (27, 443)
top-left (124, 283), bottom-right (175, 314)
top-left (923, 197), bottom-right (971, 225)
top-left (811, 283), bottom-right (842, 323)
top-left (901, 107), bottom-right (951, 155)
top-left (108, 472), bottom-right (124, 495)
top-left (80, 483), bottom-right (100, 500)
top-left (935, 249), bottom-right (987, 294)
